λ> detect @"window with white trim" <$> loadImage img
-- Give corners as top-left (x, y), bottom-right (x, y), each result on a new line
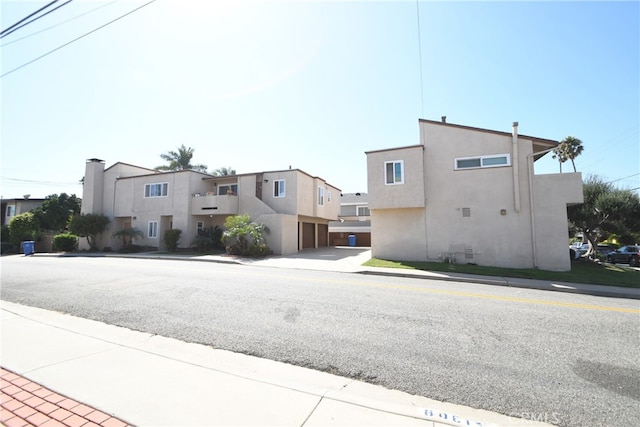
top-left (144, 182), bottom-right (168, 197)
top-left (318, 187), bottom-right (325, 206)
top-left (357, 206), bottom-right (370, 217)
top-left (6, 205), bottom-right (16, 219)
top-left (327, 191), bottom-right (331, 203)
top-left (196, 221), bottom-right (204, 234)
top-left (274, 180), bottom-right (285, 198)
top-left (148, 221), bottom-right (158, 238)
top-left (385, 160), bottom-right (404, 185)
top-left (455, 154), bottom-right (511, 170)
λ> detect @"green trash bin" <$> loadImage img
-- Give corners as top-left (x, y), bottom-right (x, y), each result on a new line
top-left (22, 241), bottom-right (35, 256)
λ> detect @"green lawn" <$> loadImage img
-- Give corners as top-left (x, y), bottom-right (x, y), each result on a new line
top-left (363, 258), bottom-right (640, 288)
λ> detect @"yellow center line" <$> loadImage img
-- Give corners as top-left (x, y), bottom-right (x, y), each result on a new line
top-left (220, 269), bottom-right (640, 314)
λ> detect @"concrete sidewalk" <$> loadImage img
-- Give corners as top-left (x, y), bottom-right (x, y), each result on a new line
top-left (1, 301), bottom-right (552, 427)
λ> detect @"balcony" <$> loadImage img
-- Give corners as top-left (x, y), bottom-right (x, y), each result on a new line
top-left (192, 194), bottom-right (239, 215)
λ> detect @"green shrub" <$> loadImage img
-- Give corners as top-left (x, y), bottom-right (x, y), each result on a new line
top-left (222, 214), bottom-right (271, 257)
top-left (192, 225), bottom-right (224, 252)
top-left (164, 229), bottom-right (182, 252)
top-left (8, 212), bottom-right (40, 246)
top-left (53, 233), bottom-right (78, 252)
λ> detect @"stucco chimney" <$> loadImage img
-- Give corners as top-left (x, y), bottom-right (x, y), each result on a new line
top-left (81, 158), bottom-right (105, 214)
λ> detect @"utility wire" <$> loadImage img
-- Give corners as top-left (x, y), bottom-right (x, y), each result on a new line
top-left (416, 0), bottom-right (424, 118)
top-left (2, 1), bottom-right (119, 47)
top-left (606, 173), bottom-right (640, 184)
top-left (1, 1), bottom-right (59, 36)
top-left (1, 0), bottom-right (74, 39)
top-left (1, 0), bottom-right (156, 78)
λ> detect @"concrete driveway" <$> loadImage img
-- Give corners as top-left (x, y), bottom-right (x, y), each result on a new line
top-left (237, 246), bottom-right (372, 272)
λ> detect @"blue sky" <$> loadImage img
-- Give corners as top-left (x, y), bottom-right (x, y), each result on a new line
top-left (1, 0), bottom-right (638, 200)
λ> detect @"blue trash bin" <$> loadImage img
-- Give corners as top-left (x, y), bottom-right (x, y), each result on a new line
top-left (348, 235), bottom-right (356, 247)
top-left (22, 241), bottom-right (35, 256)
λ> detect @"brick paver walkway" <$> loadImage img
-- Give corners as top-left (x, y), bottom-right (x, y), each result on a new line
top-left (0, 367), bottom-right (133, 427)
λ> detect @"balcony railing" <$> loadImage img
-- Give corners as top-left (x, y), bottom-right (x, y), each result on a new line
top-left (192, 194), bottom-right (238, 215)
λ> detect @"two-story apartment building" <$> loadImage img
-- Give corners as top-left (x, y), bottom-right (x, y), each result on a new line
top-left (81, 159), bottom-right (340, 254)
top-left (366, 119), bottom-right (584, 271)
top-left (328, 193), bottom-right (371, 246)
top-left (1, 197), bottom-right (45, 227)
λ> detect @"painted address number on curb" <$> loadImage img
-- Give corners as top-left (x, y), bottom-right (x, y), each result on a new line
top-left (424, 408), bottom-right (483, 426)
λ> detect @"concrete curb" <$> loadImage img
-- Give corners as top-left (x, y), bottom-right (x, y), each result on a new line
top-left (22, 251), bottom-right (640, 300)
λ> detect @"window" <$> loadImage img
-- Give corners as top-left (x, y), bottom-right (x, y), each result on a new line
top-left (462, 208), bottom-right (471, 217)
top-left (148, 221), bottom-right (158, 238)
top-left (455, 154), bottom-right (510, 170)
top-left (318, 187), bottom-right (325, 206)
top-left (6, 205), bottom-right (15, 218)
top-left (218, 184), bottom-right (238, 196)
top-left (196, 221), bottom-right (204, 234)
top-left (144, 183), bottom-right (168, 197)
top-left (274, 180), bottom-right (285, 198)
top-left (385, 160), bottom-right (404, 185)
top-left (327, 191), bottom-right (331, 203)
top-left (357, 206), bottom-right (370, 217)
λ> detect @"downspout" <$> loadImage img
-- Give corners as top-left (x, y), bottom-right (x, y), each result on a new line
top-left (527, 146), bottom-right (555, 268)
top-left (512, 122), bottom-right (521, 213)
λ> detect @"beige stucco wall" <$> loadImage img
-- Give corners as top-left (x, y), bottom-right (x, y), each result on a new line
top-left (370, 208), bottom-right (426, 261)
top-left (533, 172), bottom-right (583, 271)
top-left (367, 145), bottom-right (425, 210)
top-left (255, 213), bottom-right (298, 255)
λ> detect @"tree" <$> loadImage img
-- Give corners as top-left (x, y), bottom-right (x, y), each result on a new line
top-left (222, 214), bottom-right (271, 257)
top-left (33, 193), bottom-right (81, 232)
top-left (112, 227), bottom-right (144, 247)
top-left (8, 212), bottom-right (39, 246)
top-left (568, 176), bottom-right (640, 258)
top-left (212, 167), bottom-right (236, 176)
top-left (155, 145), bottom-right (207, 173)
top-left (69, 213), bottom-right (110, 251)
top-left (552, 136), bottom-right (584, 173)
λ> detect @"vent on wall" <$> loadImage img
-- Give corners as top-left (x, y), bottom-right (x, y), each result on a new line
top-left (462, 208), bottom-right (471, 217)
top-left (464, 248), bottom-right (474, 259)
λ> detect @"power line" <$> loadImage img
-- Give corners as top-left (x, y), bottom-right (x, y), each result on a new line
top-left (1, 0), bottom-right (74, 39)
top-left (2, 1), bottom-right (120, 47)
top-left (415, 0), bottom-right (424, 118)
top-left (2, 176), bottom-right (81, 186)
top-left (606, 173), bottom-right (640, 184)
top-left (0, 0), bottom-right (59, 36)
top-left (1, 0), bottom-right (156, 78)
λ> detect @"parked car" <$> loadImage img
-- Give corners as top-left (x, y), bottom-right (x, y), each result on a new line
top-left (606, 246), bottom-right (640, 267)
top-left (573, 243), bottom-right (590, 259)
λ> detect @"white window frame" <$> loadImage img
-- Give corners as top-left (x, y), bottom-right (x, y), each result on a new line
top-left (357, 206), bottom-right (370, 217)
top-left (274, 179), bottom-right (285, 198)
top-left (385, 160), bottom-right (404, 185)
top-left (318, 187), bottom-right (325, 206)
top-left (144, 182), bottom-right (168, 198)
top-left (6, 205), bottom-right (16, 218)
top-left (196, 221), bottom-right (204, 234)
top-left (454, 154), bottom-right (511, 170)
top-left (327, 191), bottom-right (331, 203)
top-left (148, 221), bottom-right (158, 238)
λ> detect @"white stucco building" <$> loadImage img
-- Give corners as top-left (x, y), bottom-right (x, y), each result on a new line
top-left (81, 159), bottom-right (340, 254)
top-left (366, 119), bottom-right (584, 271)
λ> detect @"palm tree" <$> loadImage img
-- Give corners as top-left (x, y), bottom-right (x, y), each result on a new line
top-left (552, 142), bottom-right (568, 173)
top-left (212, 167), bottom-right (236, 176)
top-left (561, 136), bottom-right (584, 172)
top-left (155, 145), bottom-right (208, 173)
top-left (552, 136), bottom-right (584, 173)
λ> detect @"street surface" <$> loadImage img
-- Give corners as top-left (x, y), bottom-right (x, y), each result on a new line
top-left (2, 255), bottom-right (639, 427)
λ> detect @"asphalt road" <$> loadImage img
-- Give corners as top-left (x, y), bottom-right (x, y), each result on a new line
top-left (2, 255), bottom-right (639, 427)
